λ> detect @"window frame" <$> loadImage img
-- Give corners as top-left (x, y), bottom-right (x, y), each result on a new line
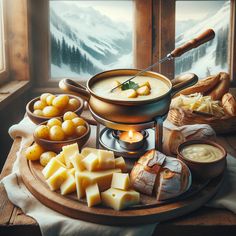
top-left (31, 0), bottom-right (236, 88)
top-left (0, 0), bottom-right (9, 86)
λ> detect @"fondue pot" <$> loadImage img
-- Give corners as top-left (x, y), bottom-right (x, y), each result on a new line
top-left (59, 69), bottom-right (198, 123)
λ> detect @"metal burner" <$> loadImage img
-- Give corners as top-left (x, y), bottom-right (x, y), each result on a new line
top-left (89, 106), bottom-right (167, 158)
top-left (99, 128), bottom-right (155, 158)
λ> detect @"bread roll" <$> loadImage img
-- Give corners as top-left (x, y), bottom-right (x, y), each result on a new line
top-left (206, 72), bottom-right (230, 100)
top-left (174, 74), bottom-right (220, 98)
top-left (162, 128), bottom-right (185, 156)
top-left (130, 150), bottom-right (191, 201)
top-left (222, 93), bottom-right (236, 116)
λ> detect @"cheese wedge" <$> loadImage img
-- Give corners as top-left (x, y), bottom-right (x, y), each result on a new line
top-left (81, 147), bottom-right (99, 157)
top-left (60, 174), bottom-right (76, 195)
top-left (62, 143), bottom-right (79, 168)
top-left (42, 158), bottom-right (66, 179)
top-left (111, 173), bottom-right (130, 190)
top-left (54, 152), bottom-right (65, 165)
top-left (82, 153), bottom-right (99, 171)
top-left (101, 188), bottom-right (140, 211)
top-left (46, 167), bottom-right (67, 191)
top-left (75, 168), bottom-right (121, 199)
top-left (70, 153), bottom-right (85, 172)
top-left (85, 183), bottom-right (101, 207)
top-left (98, 149), bottom-right (115, 170)
top-left (115, 157), bottom-right (126, 172)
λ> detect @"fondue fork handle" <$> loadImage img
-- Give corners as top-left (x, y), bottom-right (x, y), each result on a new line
top-left (110, 29), bottom-right (215, 92)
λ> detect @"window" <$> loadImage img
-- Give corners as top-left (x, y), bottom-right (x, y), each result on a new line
top-left (175, 1), bottom-right (230, 79)
top-left (31, 0), bottom-right (236, 86)
top-left (49, 0), bottom-right (134, 80)
top-left (0, 0), bottom-right (8, 83)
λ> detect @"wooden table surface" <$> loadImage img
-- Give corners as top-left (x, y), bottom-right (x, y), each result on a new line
top-left (1, 114), bottom-right (236, 235)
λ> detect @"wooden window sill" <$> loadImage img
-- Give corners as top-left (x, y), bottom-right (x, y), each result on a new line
top-left (0, 80), bottom-right (30, 110)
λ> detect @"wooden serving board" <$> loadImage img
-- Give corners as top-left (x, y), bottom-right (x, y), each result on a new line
top-left (19, 156), bottom-right (224, 226)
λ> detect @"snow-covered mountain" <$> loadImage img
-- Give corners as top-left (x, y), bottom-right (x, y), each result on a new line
top-left (50, 2), bottom-right (133, 78)
top-left (175, 1), bottom-right (230, 78)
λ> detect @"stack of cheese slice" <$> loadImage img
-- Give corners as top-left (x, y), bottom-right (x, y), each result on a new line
top-left (42, 143), bottom-right (139, 210)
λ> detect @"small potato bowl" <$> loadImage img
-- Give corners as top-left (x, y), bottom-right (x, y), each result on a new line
top-left (33, 120), bottom-right (90, 153)
top-left (177, 139), bottom-right (227, 179)
top-left (26, 94), bottom-right (84, 124)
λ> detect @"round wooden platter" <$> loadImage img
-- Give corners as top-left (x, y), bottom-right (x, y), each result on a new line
top-left (19, 157), bottom-right (224, 226)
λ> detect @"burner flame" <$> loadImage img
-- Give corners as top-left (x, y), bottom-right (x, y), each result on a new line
top-left (128, 130), bottom-right (133, 139)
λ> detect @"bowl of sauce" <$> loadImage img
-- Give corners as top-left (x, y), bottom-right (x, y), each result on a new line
top-left (177, 140), bottom-right (227, 179)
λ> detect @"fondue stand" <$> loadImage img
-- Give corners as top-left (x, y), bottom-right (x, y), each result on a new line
top-left (89, 108), bottom-right (166, 158)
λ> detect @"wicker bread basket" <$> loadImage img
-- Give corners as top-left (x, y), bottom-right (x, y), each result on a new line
top-left (167, 108), bottom-right (236, 134)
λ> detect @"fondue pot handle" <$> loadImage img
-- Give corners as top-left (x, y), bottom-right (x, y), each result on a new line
top-left (59, 79), bottom-right (90, 101)
top-left (171, 73), bottom-right (198, 96)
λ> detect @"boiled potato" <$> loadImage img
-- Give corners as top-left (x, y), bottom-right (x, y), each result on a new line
top-left (25, 143), bottom-right (44, 161)
top-left (47, 118), bottom-right (62, 127)
top-left (121, 89), bottom-right (137, 98)
top-left (40, 151), bottom-right (57, 166)
top-left (49, 125), bottom-right (65, 141)
top-left (40, 93), bottom-right (53, 103)
top-left (46, 94), bottom-right (56, 106)
top-left (62, 120), bottom-right (75, 136)
top-left (34, 125), bottom-right (49, 139)
top-left (63, 111), bottom-right (78, 120)
top-left (33, 110), bottom-right (44, 116)
top-left (43, 106), bottom-right (60, 117)
top-left (33, 100), bottom-right (47, 110)
top-left (52, 95), bottom-right (69, 109)
top-left (72, 117), bottom-right (85, 126)
top-left (139, 81), bottom-right (151, 89)
top-left (68, 98), bottom-right (80, 110)
top-left (136, 85), bottom-right (150, 96)
top-left (75, 125), bottom-right (87, 137)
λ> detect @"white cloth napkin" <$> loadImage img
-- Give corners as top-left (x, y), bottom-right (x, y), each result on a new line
top-left (1, 117), bottom-right (236, 236)
top-left (2, 117), bottom-right (157, 236)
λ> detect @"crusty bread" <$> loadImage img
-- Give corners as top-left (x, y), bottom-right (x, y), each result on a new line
top-left (130, 150), bottom-right (191, 201)
top-left (174, 74), bottom-right (221, 98)
top-left (222, 93), bottom-right (236, 116)
top-left (162, 128), bottom-right (185, 156)
top-left (205, 72), bottom-right (230, 100)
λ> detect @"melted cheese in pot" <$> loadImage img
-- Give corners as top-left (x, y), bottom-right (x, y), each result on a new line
top-left (91, 75), bottom-right (170, 101)
top-left (181, 144), bottom-right (223, 163)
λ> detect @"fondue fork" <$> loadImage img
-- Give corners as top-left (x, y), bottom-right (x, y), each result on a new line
top-left (110, 29), bottom-right (215, 92)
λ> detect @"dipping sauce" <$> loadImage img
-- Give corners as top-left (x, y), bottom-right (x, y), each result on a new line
top-left (181, 144), bottom-right (223, 163)
top-left (91, 75), bottom-right (170, 101)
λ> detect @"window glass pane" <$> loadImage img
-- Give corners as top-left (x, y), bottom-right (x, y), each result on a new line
top-left (0, 0), bottom-right (5, 72)
top-left (50, 0), bottom-right (134, 80)
top-left (175, 1), bottom-right (230, 79)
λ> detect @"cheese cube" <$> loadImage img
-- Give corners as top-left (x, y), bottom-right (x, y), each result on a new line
top-left (98, 150), bottom-right (115, 170)
top-left (101, 188), bottom-right (140, 211)
top-left (85, 183), bottom-right (101, 207)
top-left (67, 168), bottom-right (75, 176)
top-left (62, 143), bottom-right (79, 168)
top-left (115, 157), bottom-right (126, 172)
top-left (70, 153), bottom-right (85, 172)
top-left (54, 152), bottom-right (65, 165)
top-left (75, 168), bottom-right (121, 199)
top-left (82, 153), bottom-right (99, 171)
top-left (81, 147), bottom-right (99, 157)
top-left (46, 167), bottom-right (67, 191)
top-left (42, 158), bottom-right (66, 179)
top-left (111, 173), bottom-right (130, 190)
top-left (60, 174), bottom-right (76, 195)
